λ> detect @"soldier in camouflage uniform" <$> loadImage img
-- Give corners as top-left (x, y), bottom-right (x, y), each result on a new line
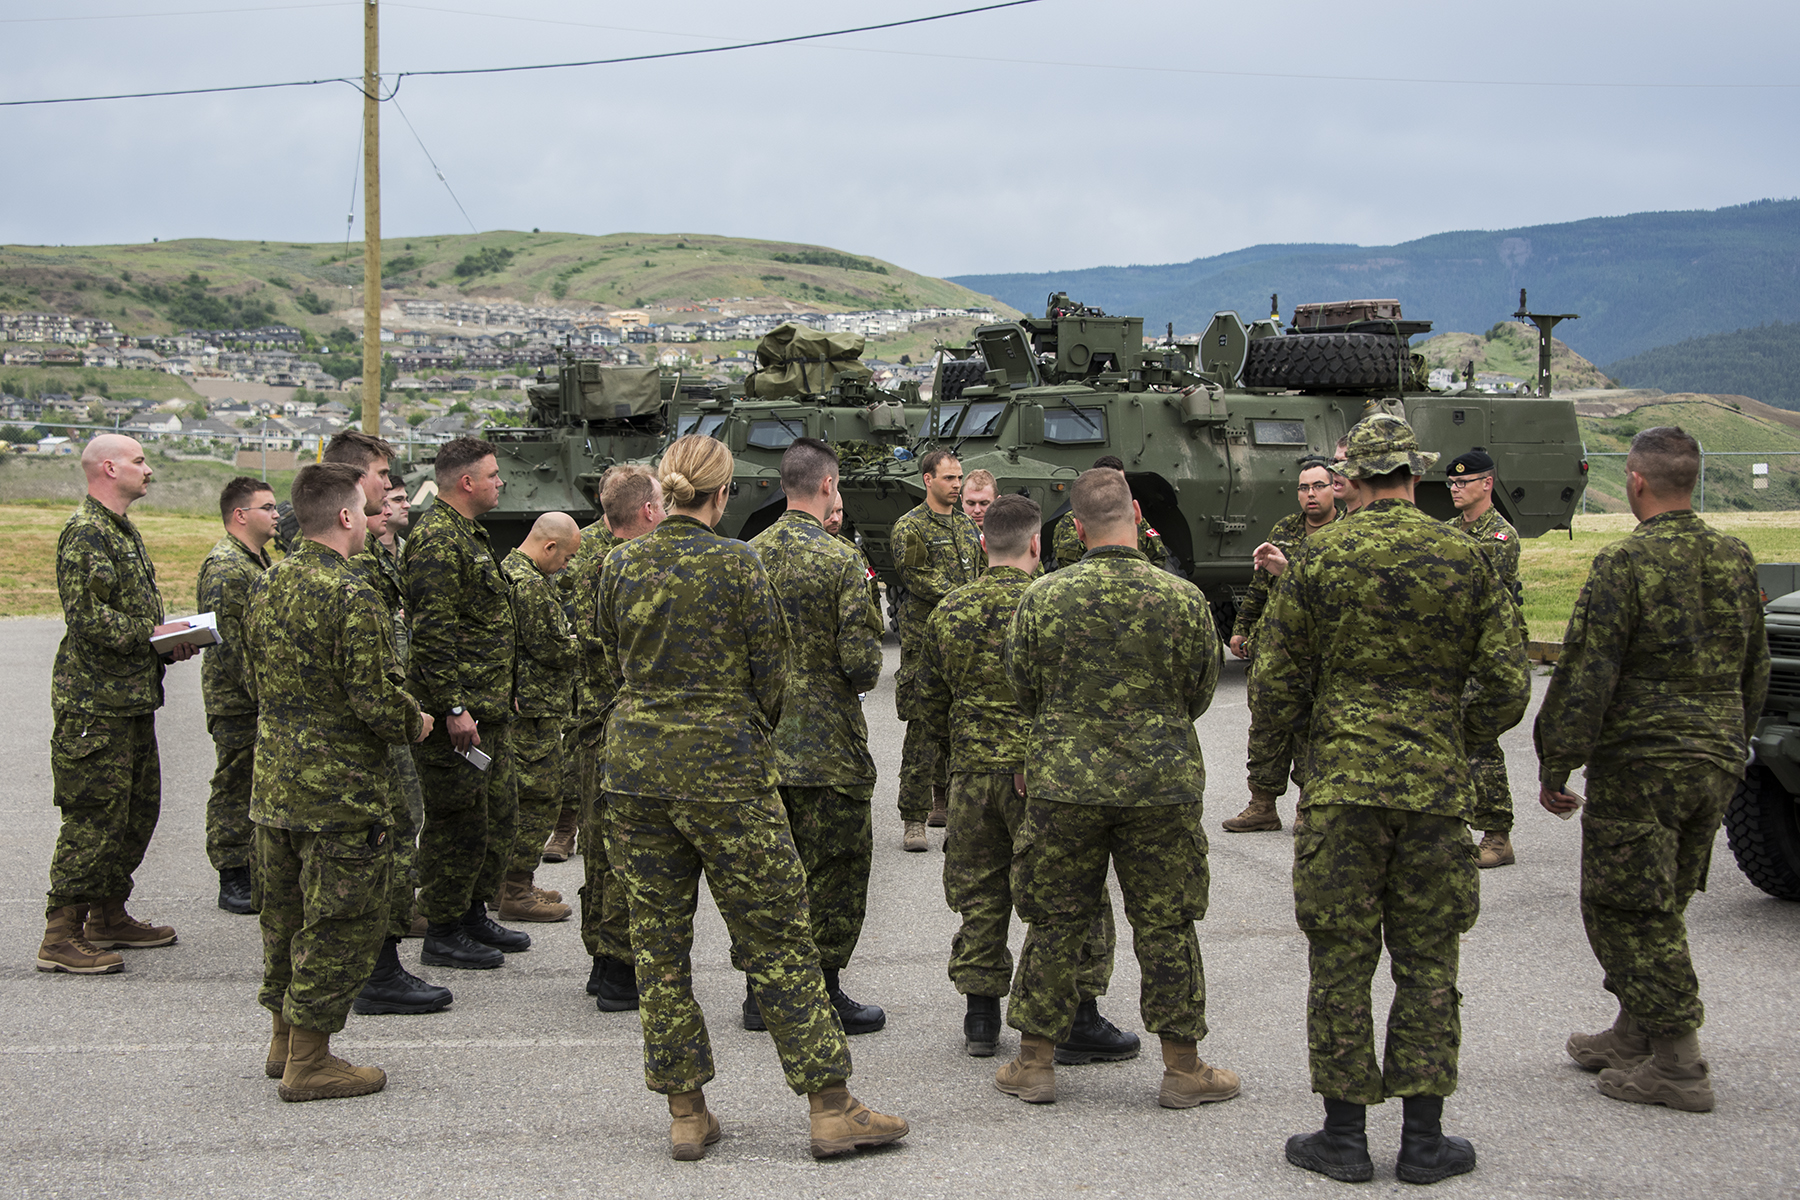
top-left (244, 463), bottom-right (431, 1101)
top-left (196, 476), bottom-right (277, 915)
top-left (826, 496), bottom-right (881, 615)
top-left (498, 512), bottom-right (581, 923)
top-left (960, 468), bottom-right (998, 532)
top-left (597, 435), bottom-right (907, 1161)
top-left (1250, 415), bottom-right (1529, 1185)
top-left (891, 449), bottom-right (982, 849)
top-left (1047, 455), bottom-right (1172, 571)
top-left (748, 439), bottom-right (887, 1036)
top-left (919, 493), bottom-right (1132, 1064)
top-left (37, 435), bottom-right (196, 977)
top-left (1226, 457), bottom-right (1343, 834)
top-left (1444, 448), bottom-right (1527, 869)
top-left (995, 468), bottom-right (1236, 1111)
top-left (404, 436), bottom-right (528, 970)
top-left (1537, 426), bottom-right (1768, 1115)
top-left (375, 482), bottom-right (425, 923)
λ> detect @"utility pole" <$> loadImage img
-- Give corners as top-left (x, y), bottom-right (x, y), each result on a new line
top-left (361, 0), bottom-right (382, 436)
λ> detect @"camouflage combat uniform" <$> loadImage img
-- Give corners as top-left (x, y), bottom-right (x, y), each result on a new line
top-left (839, 529), bottom-right (882, 617)
top-left (196, 532), bottom-right (271, 873)
top-left (568, 519), bottom-right (631, 962)
top-left (1249, 498), bottom-right (1530, 1104)
top-left (403, 503), bottom-right (517, 925)
top-left (1048, 513), bottom-right (1170, 572)
top-left (352, 531), bottom-right (424, 937)
top-left (890, 502), bottom-right (982, 823)
top-left (502, 547), bottom-right (579, 877)
top-left (1002, 545), bottom-right (1222, 1043)
top-left (598, 514), bottom-right (851, 1097)
top-left (1450, 505), bottom-right (1525, 836)
top-left (46, 496), bottom-right (171, 916)
top-left (245, 540), bottom-right (424, 1034)
top-left (1534, 510), bottom-right (1768, 1038)
top-left (750, 510), bottom-right (884, 969)
top-left (920, 566), bottom-right (1117, 1000)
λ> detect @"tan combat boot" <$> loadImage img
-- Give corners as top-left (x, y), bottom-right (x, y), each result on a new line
top-left (807, 1084), bottom-right (909, 1158)
top-left (1477, 831), bottom-right (1516, 868)
top-left (497, 871), bottom-right (571, 922)
top-left (265, 1011), bottom-right (292, 1080)
top-left (83, 897), bottom-right (176, 949)
top-left (541, 808), bottom-right (579, 863)
top-left (667, 1089), bottom-right (721, 1161)
top-left (1222, 788), bottom-right (1282, 833)
top-left (35, 905), bottom-right (123, 975)
top-left (1567, 1007), bottom-right (1651, 1072)
top-left (902, 820), bottom-right (928, 853)
top-left (994, 1032), bottom-right (1056, 1103)
top-left (533, 884), bottom-right (564, 904)
top-left (278, 1026), bottom-right (386, 1102)
top-left (1157, 1037), bottom-right (1241, 1108)
top-left (1597, 1030), bottom-right (1715, 1112)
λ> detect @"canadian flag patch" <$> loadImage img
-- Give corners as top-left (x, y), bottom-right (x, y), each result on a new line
top-left (1494, 532), bottom-right (1509, 541)
top-left (866, 566), bottom-right (877, 580)
top-left (1145, 526), bottom-right (1160, 537)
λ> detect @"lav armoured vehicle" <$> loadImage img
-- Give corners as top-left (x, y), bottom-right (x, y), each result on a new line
top-left (1726, 570), bottom-right (1800, 901)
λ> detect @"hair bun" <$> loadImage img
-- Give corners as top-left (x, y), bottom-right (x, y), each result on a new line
top-left (661, 469), bottom-right (694, 505)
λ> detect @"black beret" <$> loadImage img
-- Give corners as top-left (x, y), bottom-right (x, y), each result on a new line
top-left (1446, 448), bottom-right (1495, 476)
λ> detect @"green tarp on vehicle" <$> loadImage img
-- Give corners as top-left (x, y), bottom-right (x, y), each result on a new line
top-left (748, 323), bottom-right (872, 399)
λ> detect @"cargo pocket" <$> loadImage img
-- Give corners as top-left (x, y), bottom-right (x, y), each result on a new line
top-left (1581, 816), bottom-right (1677, 914)
top-left (1182, 804), bottom-right (1212, 922)
top-left (49, 715), bottom-right (119, 809)
top-left (307, 829), bottom-right (392, 922)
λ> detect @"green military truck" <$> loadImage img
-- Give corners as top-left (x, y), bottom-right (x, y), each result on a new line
top-left (1728, 564), bottom-right (1800, 900)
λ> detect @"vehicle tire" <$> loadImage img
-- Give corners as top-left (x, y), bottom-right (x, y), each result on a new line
top-left (1723, 764), bottom-right (1800, 901)
top-left (936, 356), bottom-right (989, 404)
top-left (1242, 332), bottom-right (1403, 391)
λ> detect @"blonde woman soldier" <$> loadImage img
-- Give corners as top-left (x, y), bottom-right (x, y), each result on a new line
top-left (595, 434), bottom-right (909, 1162)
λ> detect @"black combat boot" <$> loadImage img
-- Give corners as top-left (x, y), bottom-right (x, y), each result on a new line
top-left (1285, 1097), bottom-right (1374, 1183)
top-left (217, 866), bottom-right (256, 915)
top-left (742, 978), bottom-right (767, 1032)
top-left (1055, 997), bottom-right (1141, 1064)
top-left (594, 955), bottom-right (640, 1013)
top-left (964, 994), bottom-right (1001, 1057)
top-left (824, 968), bottom-right (886, 1035)
top-left (460, 899), bottom-right (531, 952)
top-left (354, 936), bottom-right (454, 1015)
top-left (1395, 1095), bottom-right (1476, 1185)
top-left (420, 919), bottom-right (504, 970)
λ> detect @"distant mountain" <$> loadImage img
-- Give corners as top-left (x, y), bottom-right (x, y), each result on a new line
top-left (950, 199), bottom-right (1800, 367)
top-left (1604, 321), bottom-right (1800, 410)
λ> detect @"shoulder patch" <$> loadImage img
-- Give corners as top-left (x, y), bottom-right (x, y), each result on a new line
top-left (1493, 532), bottom-right (1508, 541)
top-left (1144, 526), bottom-right (1159, 538)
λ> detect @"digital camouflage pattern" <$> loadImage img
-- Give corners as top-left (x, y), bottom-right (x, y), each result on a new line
top-left (1533, 509), bottom-right (1769, 1038)
top-left (508, 715), bottom-right (564, 878)
top-left (46, 712), bottom-right (160, 912)
top-left (413, 722), bottom-right (516, 923)
top-left (1448, 506), bottom-right (1525, 833)
top-left (565, 518), bottom-right (620, 718)
top-left (569, 518), bottom-right (628, 958)
top-left (778, 785), bottom-right (873, 969)
top-left (403, 501), bottom-right (515, 722)
top-left (353, 533), bottom-right (422, 934)
top-left (579, 777), bottom-right (632, 962)
top-left (608, 789), bottom-right (852, 1096)
top-left (204, 714), bottom-right (257, 872)
top-left (919, 567), bottom-right (1034, 773)
top-left (1453, 505), bottom-right (1523, 607)
top-left (258, 824), bottom-right (392, 1034)
top-left (1006, 546), bottom-right (1222, 805)
top-left (1049, 513), bottom-right (1170, 573)
top-left (1230, 509), bottom-right (1339, 646)
top-left (839, 530), bottom-right (881, 614)
top-left (891, 502), bottom-right (981, 820)
top-left (197, 534), bottom-right (271, 874)
top-left (503, 547), bottom-right (580, 876)
top-left (597, 515), bottom-right (787, 802)
top-left (1293, 804), bottom-right (1478, 1103)
top-left (356, 530), bottom-right (404, 621)
top-left (1249, 499), bottom-right (1531, 819)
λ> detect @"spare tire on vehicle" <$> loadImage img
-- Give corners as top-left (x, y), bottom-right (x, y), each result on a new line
top-left (1242, 332), bottom-right (1404, 391)
top-left (935, 356), bottom-right (990, 404)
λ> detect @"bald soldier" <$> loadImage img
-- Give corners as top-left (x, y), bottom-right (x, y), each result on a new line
top-left (37, 435), bottom-right (199, 976)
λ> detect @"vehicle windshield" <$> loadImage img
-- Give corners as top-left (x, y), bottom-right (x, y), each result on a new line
top-left (959, 401), bottom-right (1006, 437)
top-left (746, 416), bottom-right (807, 449)
top-left (915, 404), bottom-right (966, 438)
top-left (677, 413), bottom-right (728, 439)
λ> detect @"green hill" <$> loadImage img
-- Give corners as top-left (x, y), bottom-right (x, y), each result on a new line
top-left (0, 232), bottom-right (1016, 337)
top-left (1415, 321), bottom-right (1614, 391)
top-left (1603, 321), bottom-right (1800, 409)
top-left (1576, 394), bottom-right (1800, 513)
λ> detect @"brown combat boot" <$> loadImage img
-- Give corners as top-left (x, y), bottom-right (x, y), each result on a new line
top-left (668, 1089), bottom-right (721, 1160)
top-left (1222, 788), bottom-right (1282, 833)
top-left (1598, 1030), bottom-right (1715, 1112)
top-left (83, 897), bottom-right (176, 949)
top-left (901, 820), bottom-right (928, 852)
top-left (1477, 831), bottom-right (1516, 868)
top-left (1567, 1007), bottom-right (1651, 1072)
top-left (926, 786), bottom-right (949, 828)
top-left (35, 905), bottom-right (123, 975)
top-left (533, 884), bottom-right (563, 904)
top-left (265, 1010), bottom-right (292, 1079)
top-left (807, 1084), bottom-right (909, 1158)
top-left (497, 872), bottom-right (571, 922)
top-left (278, 1026), bottom-right (386, 1101)
top-left (1157, 1037), bottom-right (1240, 1108)
top-left (994, 1032), bottom-right (1056, 1104)
top-left (542, 808), bottom-right (579, 863)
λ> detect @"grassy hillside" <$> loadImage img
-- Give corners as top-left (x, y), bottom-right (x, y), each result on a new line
top-left (0, 232), bottom-right (1016, 339)
top-left (1415, 322), bottom-right (1613, 391)
top-left (1604, 321), bottom-right (1800, 409)
top-left (951, 198), bottom-right (1800, 367)
top-left (1574, 395), bottom-right (1800, 514)
top-left (0, 366), bottom-right (205, 405)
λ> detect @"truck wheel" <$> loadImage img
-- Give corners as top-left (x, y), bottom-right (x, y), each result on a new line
top-left (1723, 764), bottom-right (1800, 901)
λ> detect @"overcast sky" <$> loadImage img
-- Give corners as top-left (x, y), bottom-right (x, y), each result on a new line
top-left (4, 0), bottom-right (1797, 278)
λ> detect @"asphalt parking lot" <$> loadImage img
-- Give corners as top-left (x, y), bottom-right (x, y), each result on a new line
top-left (2, 619), bottom-right (1795, 1199)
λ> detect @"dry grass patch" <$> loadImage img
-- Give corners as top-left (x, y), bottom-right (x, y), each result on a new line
top-left (0, 502), bottom-right (226, 618)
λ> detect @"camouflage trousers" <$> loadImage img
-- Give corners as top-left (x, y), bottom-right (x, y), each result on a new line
top-left (1008, 799), bottom-right (1210, 1044)
top-left (575, 717), bottom-right (630, 961)
top-left (1245, 713), bottom-right (1296, 797)
top-left (1580, 763), bottom-right (1735, 1039)
top-left (383, 743), bottom-right (423, 939)
top-left (204, 713), bottom-right (257, 872)
top-left (507, 716), bottom-right (565, 877)
top-left (897, 720), bottom-right (948, 822)
top-left (46, 712), bottom-right (161, 915)
top-left (414, 721), bottom-right (516, 924)
top-left (1294, 804), bottom-right (1479, 1105)
top-left (607, 790), bottom-right (852, 1097)
top-left (1466, 738), bottom-right (1513, 834)
top-left (256, 822), bottom-right (392, 1034)
top-left (944, 772), bottom-right (1115, 999)
top-left (780, 783), bottom-right (875, 971)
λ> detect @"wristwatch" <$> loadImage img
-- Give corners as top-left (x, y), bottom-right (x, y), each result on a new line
top-left (448, 705), bottom-right (466, 717)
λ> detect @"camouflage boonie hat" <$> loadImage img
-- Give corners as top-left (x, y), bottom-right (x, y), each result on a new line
top-left (1341, 414), bottom-right (1439, 480)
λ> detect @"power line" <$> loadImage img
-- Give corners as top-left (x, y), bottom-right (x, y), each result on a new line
top-left (389, 96), bottom-right (478, 234)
